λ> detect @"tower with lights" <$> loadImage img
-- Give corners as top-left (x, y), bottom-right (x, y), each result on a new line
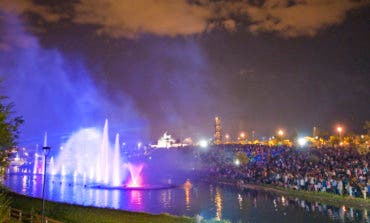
top-left (214, 116), bottom-right (222, 145)
top-left (313, 125), bottom-right (319, 138)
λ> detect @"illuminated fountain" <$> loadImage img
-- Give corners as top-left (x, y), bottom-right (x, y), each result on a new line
top-left (125, 163), bottom-right (144, 188)
top-left (50, 119), bottom-right (129, 186)
top-left (31, 119), bottom-right (177, 190)
top-left (33, 133), bottom-right (49, 175)
top-left (33, 153), bottom-right (42, 174)
top-left (49, 157), bottom-right (56, 175)
top-left (112, 133), bottom-right (121, 186)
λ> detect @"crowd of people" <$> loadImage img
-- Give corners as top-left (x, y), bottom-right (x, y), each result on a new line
top-left (200, 145), bottom-right (370, 199)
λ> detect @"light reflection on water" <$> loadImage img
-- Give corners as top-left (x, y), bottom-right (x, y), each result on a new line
top-left (130, 190), bottom-right (143, 209)
top-left (183, 179), bottom-right (192, 211)
top-left (112, 190), bottom-right (119, 209)
top-left (2, 174), bottom-right (369, 223)
top-left (21, 175), bottom-right (27, 194)
top-left (214, 187), bottom-right (222, 221)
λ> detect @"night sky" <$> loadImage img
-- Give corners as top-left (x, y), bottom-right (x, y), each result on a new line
top-left (0, 0), bottom-right (369, 146)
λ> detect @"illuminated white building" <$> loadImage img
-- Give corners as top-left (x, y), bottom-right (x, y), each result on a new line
top-left (151, 132), bottom-right (192, 148)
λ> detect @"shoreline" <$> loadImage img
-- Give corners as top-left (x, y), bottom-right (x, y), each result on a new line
top-left (219, 180), bottom-right (370, 210)
top-left (5, 190), bottom-right (194, 223)
top-left (3, 180), bottom-right (370, 222)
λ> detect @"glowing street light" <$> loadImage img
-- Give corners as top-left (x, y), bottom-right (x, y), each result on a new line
top-left (225, 134), bottom-right (230, 143)
top-left (298, 137), bottom-right (307, 147)
top-left (336, 126), bottom-right (344, 140)
top-left (240, 132), bottom-right (245, 138)
top-left (199, 140), bottom-right (208, 148)
top-left (277, 129), bottom-right (284, 137)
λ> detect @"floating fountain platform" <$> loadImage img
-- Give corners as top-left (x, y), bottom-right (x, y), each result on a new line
top-left (88, 184), bottom-right (178, 190)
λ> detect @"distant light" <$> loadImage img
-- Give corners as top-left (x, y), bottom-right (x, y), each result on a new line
top-left (240, 132), bottom-right (245, 138)
top-left (281, 196), bottom-right (285, 203)
top-left (337, 126), bottom-right (343, 133)
top-left (225, 134), bottom-right (230, 139)
top-left (298, 137), bottom-right (307, 147)
top-left (278, 129), bottom-right (284, 136)
top-left (199, 140), bottom-right (208, 148)
top-left (137, 142), bottom-right (142, 148)
top-left (234, 159), bottom-right (240, 166)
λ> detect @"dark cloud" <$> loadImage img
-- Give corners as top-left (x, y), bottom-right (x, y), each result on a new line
top-left (0, 0), bottom-right (368, 143)
top-left (2, 0), bottom-right (368, 40)
top-left (0, 0), bottom-right (60, 23)
top-left (244, 0), bottom-right (369, 37)
top-left (72, 0), bottom-right (369, 38)
top-left (73, 0), bottom-right (212, 38)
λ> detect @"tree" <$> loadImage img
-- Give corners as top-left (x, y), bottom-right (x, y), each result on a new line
top-left (0, 93), bottom-right (23, 176)
top-left (0, 189), bottom-right (11, 220)
top-left (0, 83), bottom-right (22, 220)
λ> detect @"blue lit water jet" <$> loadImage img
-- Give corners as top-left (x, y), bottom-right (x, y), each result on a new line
top-left (112, 133), bottom-right (121, 186)
top-left (32, 119), bottom-right (151, 189)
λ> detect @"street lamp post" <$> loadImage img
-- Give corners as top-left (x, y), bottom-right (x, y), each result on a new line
top-left (276, 129), bottom-right (285, 145)
top-left (277, 129), bottom-right (284, 137)
top-left (42, 146), bottom-right (51, 223)
top-left (240, 132), bottom-right (245, 138)
top-left (337, 126), bottom-right (343, 142)
top-left (225, 134), bottom-right (230, 143)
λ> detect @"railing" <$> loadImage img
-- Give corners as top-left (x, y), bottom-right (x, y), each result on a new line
top-left (7, 208), bottom-right (63, 223)
top-left (6, 208), bottom-right (194, 223)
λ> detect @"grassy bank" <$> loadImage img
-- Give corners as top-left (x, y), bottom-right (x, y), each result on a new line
top-left (211, 176), bottom-right (370, 210)
top-left (7, 192), bottom-right (194, 223)
top-left (243, 184), bottom-right (370, 210)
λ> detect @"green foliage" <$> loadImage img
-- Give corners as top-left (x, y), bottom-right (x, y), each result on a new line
top-left (0, 191), bottom-right (11, 221)
top-left (9, 192), bottom-right (193, 223)
top-left (0, 92), bottom-right (23, 176)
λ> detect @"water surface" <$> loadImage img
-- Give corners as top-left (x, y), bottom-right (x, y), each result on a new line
top-left (3, 174), bottom-right (369, 223)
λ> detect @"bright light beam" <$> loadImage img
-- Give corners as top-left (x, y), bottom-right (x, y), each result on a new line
top-left (198, 140), bottom-right (208, 148)
top-left (298, 137), bottom-right (307, 147)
